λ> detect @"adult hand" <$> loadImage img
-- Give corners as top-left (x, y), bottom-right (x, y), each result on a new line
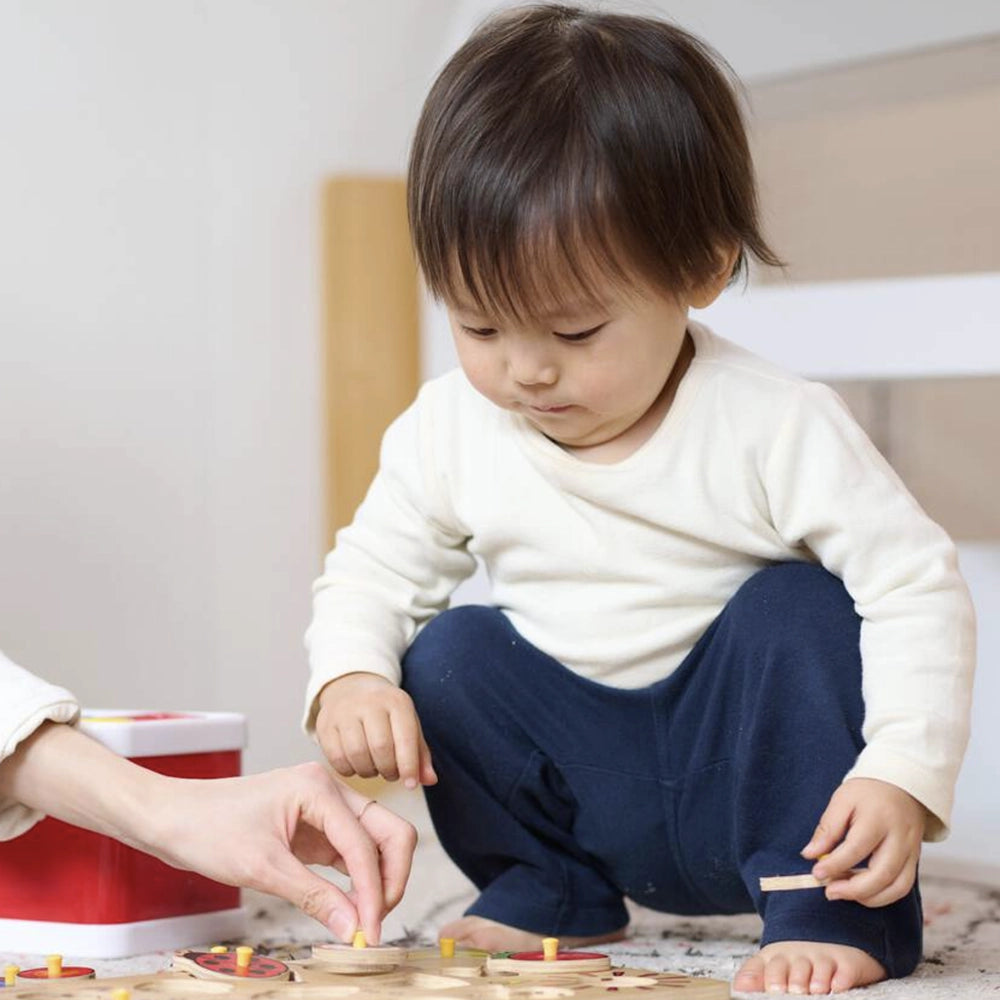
top-left (147, 762), bottom-right (417, 944)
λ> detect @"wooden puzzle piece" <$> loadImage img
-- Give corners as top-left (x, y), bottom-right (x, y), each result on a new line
top-left (0, 942), bottom-right (731, 999)
top-left (309, 941), bottom-right (405, 974)
top-left (486, 950), bottom-right (612, 975)
top-left (172, 950), bottom-right (291, 982)
top-left (15, 954), bottom-right (95, 983)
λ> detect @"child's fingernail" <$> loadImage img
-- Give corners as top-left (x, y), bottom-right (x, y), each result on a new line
top-left (405, 777), bottom-right (417, 789)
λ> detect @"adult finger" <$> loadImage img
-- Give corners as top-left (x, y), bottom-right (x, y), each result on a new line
top-left (360, 801), bottom-right (417, 911)
top-left (253, 850), bottom-right (358, 943)
top-left (311, 794), bottom-right (385, 944)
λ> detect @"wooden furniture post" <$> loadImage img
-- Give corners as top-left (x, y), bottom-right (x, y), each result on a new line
top-left (321, 177), bottom-right (420, 547)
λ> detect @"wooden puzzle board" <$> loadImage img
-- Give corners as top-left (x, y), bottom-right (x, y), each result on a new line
top-left (3, 946), bottom-right (731, 999)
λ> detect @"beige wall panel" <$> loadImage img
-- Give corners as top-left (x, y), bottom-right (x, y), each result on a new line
top-left (749, 37), bottom-right (1000, 283)
top-left (322, 177), bottom-right (419, 545)
top-left (887, 377), bottom-right (1000, 542)
top-left (829, 376), bottom-right (1000, 542)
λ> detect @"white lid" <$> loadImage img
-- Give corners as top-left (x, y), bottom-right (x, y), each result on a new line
top-left (79, 710), bottom-right (247, 757)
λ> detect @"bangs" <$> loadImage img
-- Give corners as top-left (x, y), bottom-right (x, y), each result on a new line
top-left (430, 165), bottom-right (640, 322)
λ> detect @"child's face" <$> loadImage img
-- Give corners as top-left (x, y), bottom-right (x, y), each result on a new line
top-left (446, 277), bottom-right (690, 452)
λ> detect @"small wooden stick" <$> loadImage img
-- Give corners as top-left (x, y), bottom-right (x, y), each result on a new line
top-left (760, 868), bottom-right (864, 892)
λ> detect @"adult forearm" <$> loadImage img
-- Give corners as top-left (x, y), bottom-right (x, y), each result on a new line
top-left (0, 721), bottom-right (168, 851)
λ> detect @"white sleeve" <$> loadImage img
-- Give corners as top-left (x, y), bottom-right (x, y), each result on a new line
top-left (303, 391), bottom-right (478, 732)
top-left (763, 382), bottom-right (976, 840)
top-left (0, 649), bottom-right (80, 839)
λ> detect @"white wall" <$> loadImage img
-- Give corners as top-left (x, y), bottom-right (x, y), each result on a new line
top-left (0, 0), bottom-right (461, 772)
top-left (456, 0), bottom-right (1000, 81)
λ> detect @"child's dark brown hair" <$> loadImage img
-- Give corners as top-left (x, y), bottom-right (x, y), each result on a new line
top-left (407, 2), bottom-right (782, 320)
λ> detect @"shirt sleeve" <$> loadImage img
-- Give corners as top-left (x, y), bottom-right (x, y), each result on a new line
top-left (0, 649), bottom-right (80, 840)
top-left (763, 382), bottom-right (976, 841)
top-left (303, 387), bottom-right (478, 733)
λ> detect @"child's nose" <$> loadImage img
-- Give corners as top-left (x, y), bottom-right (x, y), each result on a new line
top-left (508, 347), bottom-right (557, 386)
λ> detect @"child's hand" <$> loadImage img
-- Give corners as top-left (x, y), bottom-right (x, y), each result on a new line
top-left (316, 672), bottom-right (437, 788)
top-left (801, 777), bottom-right (927, 908)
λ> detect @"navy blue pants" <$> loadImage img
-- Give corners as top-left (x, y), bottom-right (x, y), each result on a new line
top-left (401, 563), bottom-right (922, 977)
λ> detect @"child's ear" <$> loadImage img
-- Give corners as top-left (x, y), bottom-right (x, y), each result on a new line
top-left (687, 245), bottom-right (740, 310)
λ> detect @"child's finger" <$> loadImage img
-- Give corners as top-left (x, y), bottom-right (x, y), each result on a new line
top-left (341, 721), bottom-right (378, 779)
top-left (801, 798), bottom-right (852, 858)
top-left (853, 856), bottom-right (918, 908)
top-left (363, 713), bottom-right (399, 781)
top-left (417, 727), bottom-right (437, 786)
top-left (812, 824), bottom-right (882, 882)
top-left (389, 706), bottom-right (423, 789)
top-left (829, 830), bottom-right (912, 902)
top-left (323, 730), bottom-right (355, 778)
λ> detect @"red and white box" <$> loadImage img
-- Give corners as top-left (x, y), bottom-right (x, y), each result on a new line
top-left (0, 710), bottom-right (247, 957)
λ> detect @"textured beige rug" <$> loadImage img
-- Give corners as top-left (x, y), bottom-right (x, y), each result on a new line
top-left (32, 812), bottom-right (999, 997)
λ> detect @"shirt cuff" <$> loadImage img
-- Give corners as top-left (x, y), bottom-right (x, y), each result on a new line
top-left (0, 694), bottom-right (80, 841)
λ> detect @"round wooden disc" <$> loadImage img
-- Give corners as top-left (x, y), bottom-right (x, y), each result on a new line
top-left (310, 942), bottom-right (405, 974)
top-left (16, 967), bottom-right (96, 981)
top-left (486, 950), bottom-right (611, 975)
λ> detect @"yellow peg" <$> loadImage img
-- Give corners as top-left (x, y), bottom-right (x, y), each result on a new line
top-left (4, 966), bottom-right (18, 987)
top-left (235, 947), bottom-right (253, 971)
top-left (352, 930), bottom-right (367, 949)
top-left (210, 946), bottom-right (228, 954)
top-left (46, 955), bottom-right (63, 979)
top-left (111, 989), bottom-right (131, 1000)
top-left (439, 937), bottom-right (456, 959)
top-left (542, 937), bottom-right (559, 961)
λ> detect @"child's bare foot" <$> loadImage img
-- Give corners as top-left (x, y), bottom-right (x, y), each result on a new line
top-left (733, 941), bottom-right (885, 994)
top-left (439, 915), bottom-right (627, 953)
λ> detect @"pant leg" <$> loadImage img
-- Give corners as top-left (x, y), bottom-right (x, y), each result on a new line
top-left (658, 562), bottom-right (922, 978)
top-left (402, 605), bottom-right (643, 935)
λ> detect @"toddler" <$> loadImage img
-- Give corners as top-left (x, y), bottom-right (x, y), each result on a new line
top-left (304, 4), bottom-right (976, 994)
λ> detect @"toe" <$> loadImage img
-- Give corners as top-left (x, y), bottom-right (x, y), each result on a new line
top-left (808, 955), bottom-right (835, 994)
top-left (733, 954), bottom-right (765, 994)
top-left (830, 949), bottom-right (884, 993)
top-left (787, 955), bottom-right (812, 995)
top-left (764, 954), bottom-right (791, 994)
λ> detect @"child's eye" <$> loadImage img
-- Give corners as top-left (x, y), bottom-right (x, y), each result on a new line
top-left (462, 325), bottom-right (497, 338)
top-left (554, 324), bottom-right (604, 342)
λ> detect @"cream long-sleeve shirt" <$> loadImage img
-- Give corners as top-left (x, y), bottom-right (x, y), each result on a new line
top-left (0, 649), bottom-right (79, 838)
top-left (306, 322), bottom-right (976, 839)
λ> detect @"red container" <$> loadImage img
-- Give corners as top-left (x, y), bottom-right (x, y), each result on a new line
top-left (0, 710), bottom-right (246, 957)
